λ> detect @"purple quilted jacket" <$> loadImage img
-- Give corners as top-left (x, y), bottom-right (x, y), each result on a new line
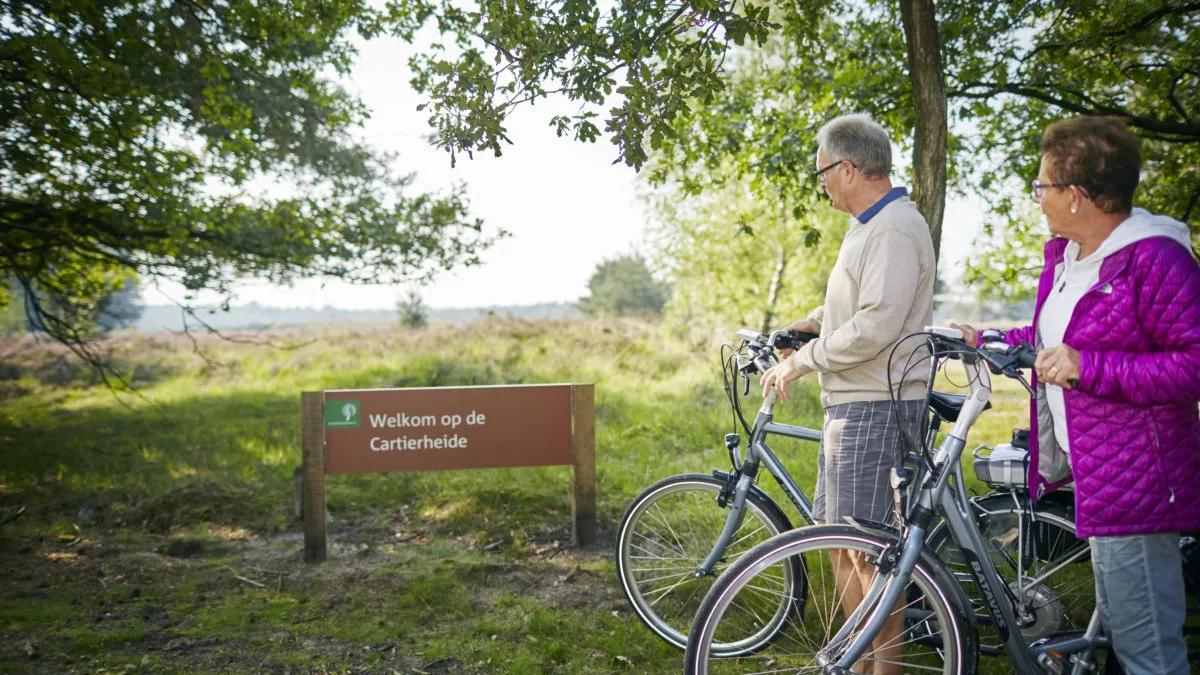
top-left (1004, 235), bottom-right (1200, 538)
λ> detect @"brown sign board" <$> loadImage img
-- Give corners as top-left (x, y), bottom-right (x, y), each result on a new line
top-left (299, 384), bottom-right (595, 563)
top-left (322, 385), bottom-right (573, 474)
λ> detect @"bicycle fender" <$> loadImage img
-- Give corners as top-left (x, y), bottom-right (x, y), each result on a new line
top-left (744, 483), bottom-right (795, 531)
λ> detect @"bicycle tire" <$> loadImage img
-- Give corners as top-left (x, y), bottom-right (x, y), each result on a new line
top-left (685, 524), bottom-right (979, 675)
top-left (616, 473), bottom-right (804, 656)
top-left (927, 493), bottom-right (1095, 646)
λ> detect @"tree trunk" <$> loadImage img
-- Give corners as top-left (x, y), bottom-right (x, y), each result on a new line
top-left (900, 0), bottom-right (948, 263)
top-left (760, 245), bottom-right (788, 335)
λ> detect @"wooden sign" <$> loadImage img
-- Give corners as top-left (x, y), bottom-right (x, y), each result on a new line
top-left (322, 385), bottom-right (574, 474)
top-left (300, 384), bottom-right (595, 563)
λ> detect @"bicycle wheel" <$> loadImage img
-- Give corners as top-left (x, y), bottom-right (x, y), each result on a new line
top-left (685, 524), bottom-right (978, 675)
top-left (927, 492), bottom-right (1094, 647)
top-left (616, 473), bottom-right (804, 656)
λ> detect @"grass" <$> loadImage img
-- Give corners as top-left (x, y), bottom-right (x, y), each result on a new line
top-left (0, 318), bottom-right (1029, 674)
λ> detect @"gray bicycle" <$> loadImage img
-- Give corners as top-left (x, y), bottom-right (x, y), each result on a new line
top-left (684, 328), bottom-right (1122, 674)
top-left (615, 328), bottom-right (969, 656)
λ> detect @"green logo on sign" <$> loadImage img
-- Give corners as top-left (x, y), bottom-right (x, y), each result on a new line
top-left (325, 400), bottom-right (360, 428)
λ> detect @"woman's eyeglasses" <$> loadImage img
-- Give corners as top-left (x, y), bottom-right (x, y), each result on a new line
top-left (1031, 180), bottom-right (1071, 203)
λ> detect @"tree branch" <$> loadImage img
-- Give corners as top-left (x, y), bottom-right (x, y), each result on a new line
top-left (952, 81), bottom-right (1200, 140)
top-left (1026, 2), bottom-right (1200, 59)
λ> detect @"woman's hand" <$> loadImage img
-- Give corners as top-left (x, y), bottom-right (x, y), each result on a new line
top-left (949, 322), bottom-right (980, 348)
top-left (760, 358), bottom-right (803, 402)
top-left (1035, 344), bottom-right (1081, 389)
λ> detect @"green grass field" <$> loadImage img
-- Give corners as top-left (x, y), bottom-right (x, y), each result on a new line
top-left (0, 319), bottom-right (1029, 674)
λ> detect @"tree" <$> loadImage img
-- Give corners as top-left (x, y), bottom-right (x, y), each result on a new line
top-left (397, 0), bottom-right (781, 169)
top-left (95, 280), bottom-right (143, 334)
top-left (0, 281), bottom-right (25, 336)
top-left (645, 174), bottom-right (846, 334)
top-left (397, 287), bottom-right (429, 328)
top-left (578, 254), bottom-right (670, 318)
top-left (900, 0), bottom-right (948, 261)
top-left (399, 0), bottom-right (955, 254)
top-left (1, 0), bottom-right (498, 374)
top-left (948, 1), bottom-right (1200, 221)
top-left (401, 0), bottom-right (1200, 296)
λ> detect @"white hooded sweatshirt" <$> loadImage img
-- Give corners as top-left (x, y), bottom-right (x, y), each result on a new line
top-left (1037, 207), bottom-right (1193, 456)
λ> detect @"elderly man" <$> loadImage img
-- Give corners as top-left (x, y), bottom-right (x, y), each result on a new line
top-left (760, 113), bottom-right (936, 674)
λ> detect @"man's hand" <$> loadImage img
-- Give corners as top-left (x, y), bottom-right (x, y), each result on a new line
top-left (949, 322), bottom-right (980, 348)
top-left (760, 358), bottom-right (804, 402)
top-left (778, 319), bottom-right (816, 358)
top-left (1035, 344), bottom-right (1081, 389)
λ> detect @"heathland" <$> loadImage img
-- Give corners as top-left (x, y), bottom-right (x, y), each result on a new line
top-left (0, 319), bottom-right (1026, 674)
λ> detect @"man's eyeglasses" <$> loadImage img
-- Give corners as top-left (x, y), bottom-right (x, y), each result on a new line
top-left (814, 159), bottom-right (855, 182)
top-left (1031, 180), bottom-right (1071, 203)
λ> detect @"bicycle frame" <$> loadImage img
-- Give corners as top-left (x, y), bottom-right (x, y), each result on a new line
top-left (696, 388), bottom-right (820, 575)
top-left (697, 382), bottom-right (948, 579)
top-left (828, 349), bottom-right (1109, 675)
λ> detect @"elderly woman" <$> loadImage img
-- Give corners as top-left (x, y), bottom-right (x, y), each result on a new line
top-left (958, 116), bottom-right (1200, 674)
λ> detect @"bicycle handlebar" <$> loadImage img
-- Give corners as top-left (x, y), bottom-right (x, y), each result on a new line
top-left (923, 327), bottom-right (1038, 393)
top-left (735, 329), bottom-right (819, 352)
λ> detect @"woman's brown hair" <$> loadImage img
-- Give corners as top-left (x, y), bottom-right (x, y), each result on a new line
top-left (1041, 116), bottom-right (1141, 214)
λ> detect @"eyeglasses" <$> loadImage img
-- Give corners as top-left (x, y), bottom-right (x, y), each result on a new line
top-left (814, 159), bottom-right (856, 182)
top-left (1031, 180), bottom-right (1071, 203)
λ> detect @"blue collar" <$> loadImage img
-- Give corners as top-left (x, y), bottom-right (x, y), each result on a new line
top-left (854, 186), bottom-right (908, 224)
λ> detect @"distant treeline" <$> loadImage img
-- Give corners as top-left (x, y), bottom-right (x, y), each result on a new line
top-left (134, 302), bottom-right (580, 332)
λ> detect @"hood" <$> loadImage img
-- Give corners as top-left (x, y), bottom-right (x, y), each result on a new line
top-left (1087, 207), bottom-right (1192, 261)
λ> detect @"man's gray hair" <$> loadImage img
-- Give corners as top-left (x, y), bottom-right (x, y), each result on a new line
top-left (815, 114), bottom-right (892, 178)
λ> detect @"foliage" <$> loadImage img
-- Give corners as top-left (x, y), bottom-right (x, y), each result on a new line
top-left (399, 0), bottom-right (1200, 297)
top-left (946, 1), bottom-right (1200, 223)
top-left (95, 280), bottom-right (143, 333)
top-left (635, 29), bottom-right (848, 335)
top-left (577, 254), bottom-right (671, 318)
top-left (963, 199), bottom-right (1047, 303)
top-left (0, 282), bottom-right (26, 336)
top-left (397, 0), bottom-right (786, 169)
top-left (397, 286), bottom-right (430, 328)
top-left (645, 172), bottom-right (847, 334)
top-left (1, 0), bottom-right (499, 370)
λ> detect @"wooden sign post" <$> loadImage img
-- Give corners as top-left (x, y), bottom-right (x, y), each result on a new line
top-left (300, 384), bottom-right (595, 563)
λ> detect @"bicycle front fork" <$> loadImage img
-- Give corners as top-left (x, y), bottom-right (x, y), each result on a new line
top-left (695, 463), bottom-right (759, 576)
top-left (821, 524), bottom-right (930, 671)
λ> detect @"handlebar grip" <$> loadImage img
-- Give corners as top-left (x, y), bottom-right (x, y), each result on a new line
top-left (775, 330), bottom-right (819, 351)
top-left (1014, 342), bottom-right (1038, 370)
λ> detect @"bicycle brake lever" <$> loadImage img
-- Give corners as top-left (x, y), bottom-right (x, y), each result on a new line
top-left (1014, 372), bottom-right (1034, 396)
top-left (742, 371), bottom-right (750, 396)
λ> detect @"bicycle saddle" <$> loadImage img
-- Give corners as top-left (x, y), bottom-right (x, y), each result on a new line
top-left (928, 391), bottom-right (991, 422)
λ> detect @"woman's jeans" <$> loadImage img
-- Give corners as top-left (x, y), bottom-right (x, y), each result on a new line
top-left (1090, 533), bottom-right (1189, 675)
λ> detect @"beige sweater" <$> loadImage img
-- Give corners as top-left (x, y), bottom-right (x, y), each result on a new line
top-left (791, 195), bottom-right (935, 407)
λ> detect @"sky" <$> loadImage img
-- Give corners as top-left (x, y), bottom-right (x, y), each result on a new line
top-left (147, 33), bottom-right (986, 311)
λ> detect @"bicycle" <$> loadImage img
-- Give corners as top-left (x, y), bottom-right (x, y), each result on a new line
top-left (932, 429), bottom-right (1200, 663)
top-left (615, 328), bottom-right (971, 656)
top-left (927, 432), bottom-right (1097, 655)
top-left (685, 327), bottom-right (1128, 674)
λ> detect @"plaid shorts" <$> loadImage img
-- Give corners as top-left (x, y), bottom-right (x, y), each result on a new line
top-left (813, 399), bottom-right (924, 526)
